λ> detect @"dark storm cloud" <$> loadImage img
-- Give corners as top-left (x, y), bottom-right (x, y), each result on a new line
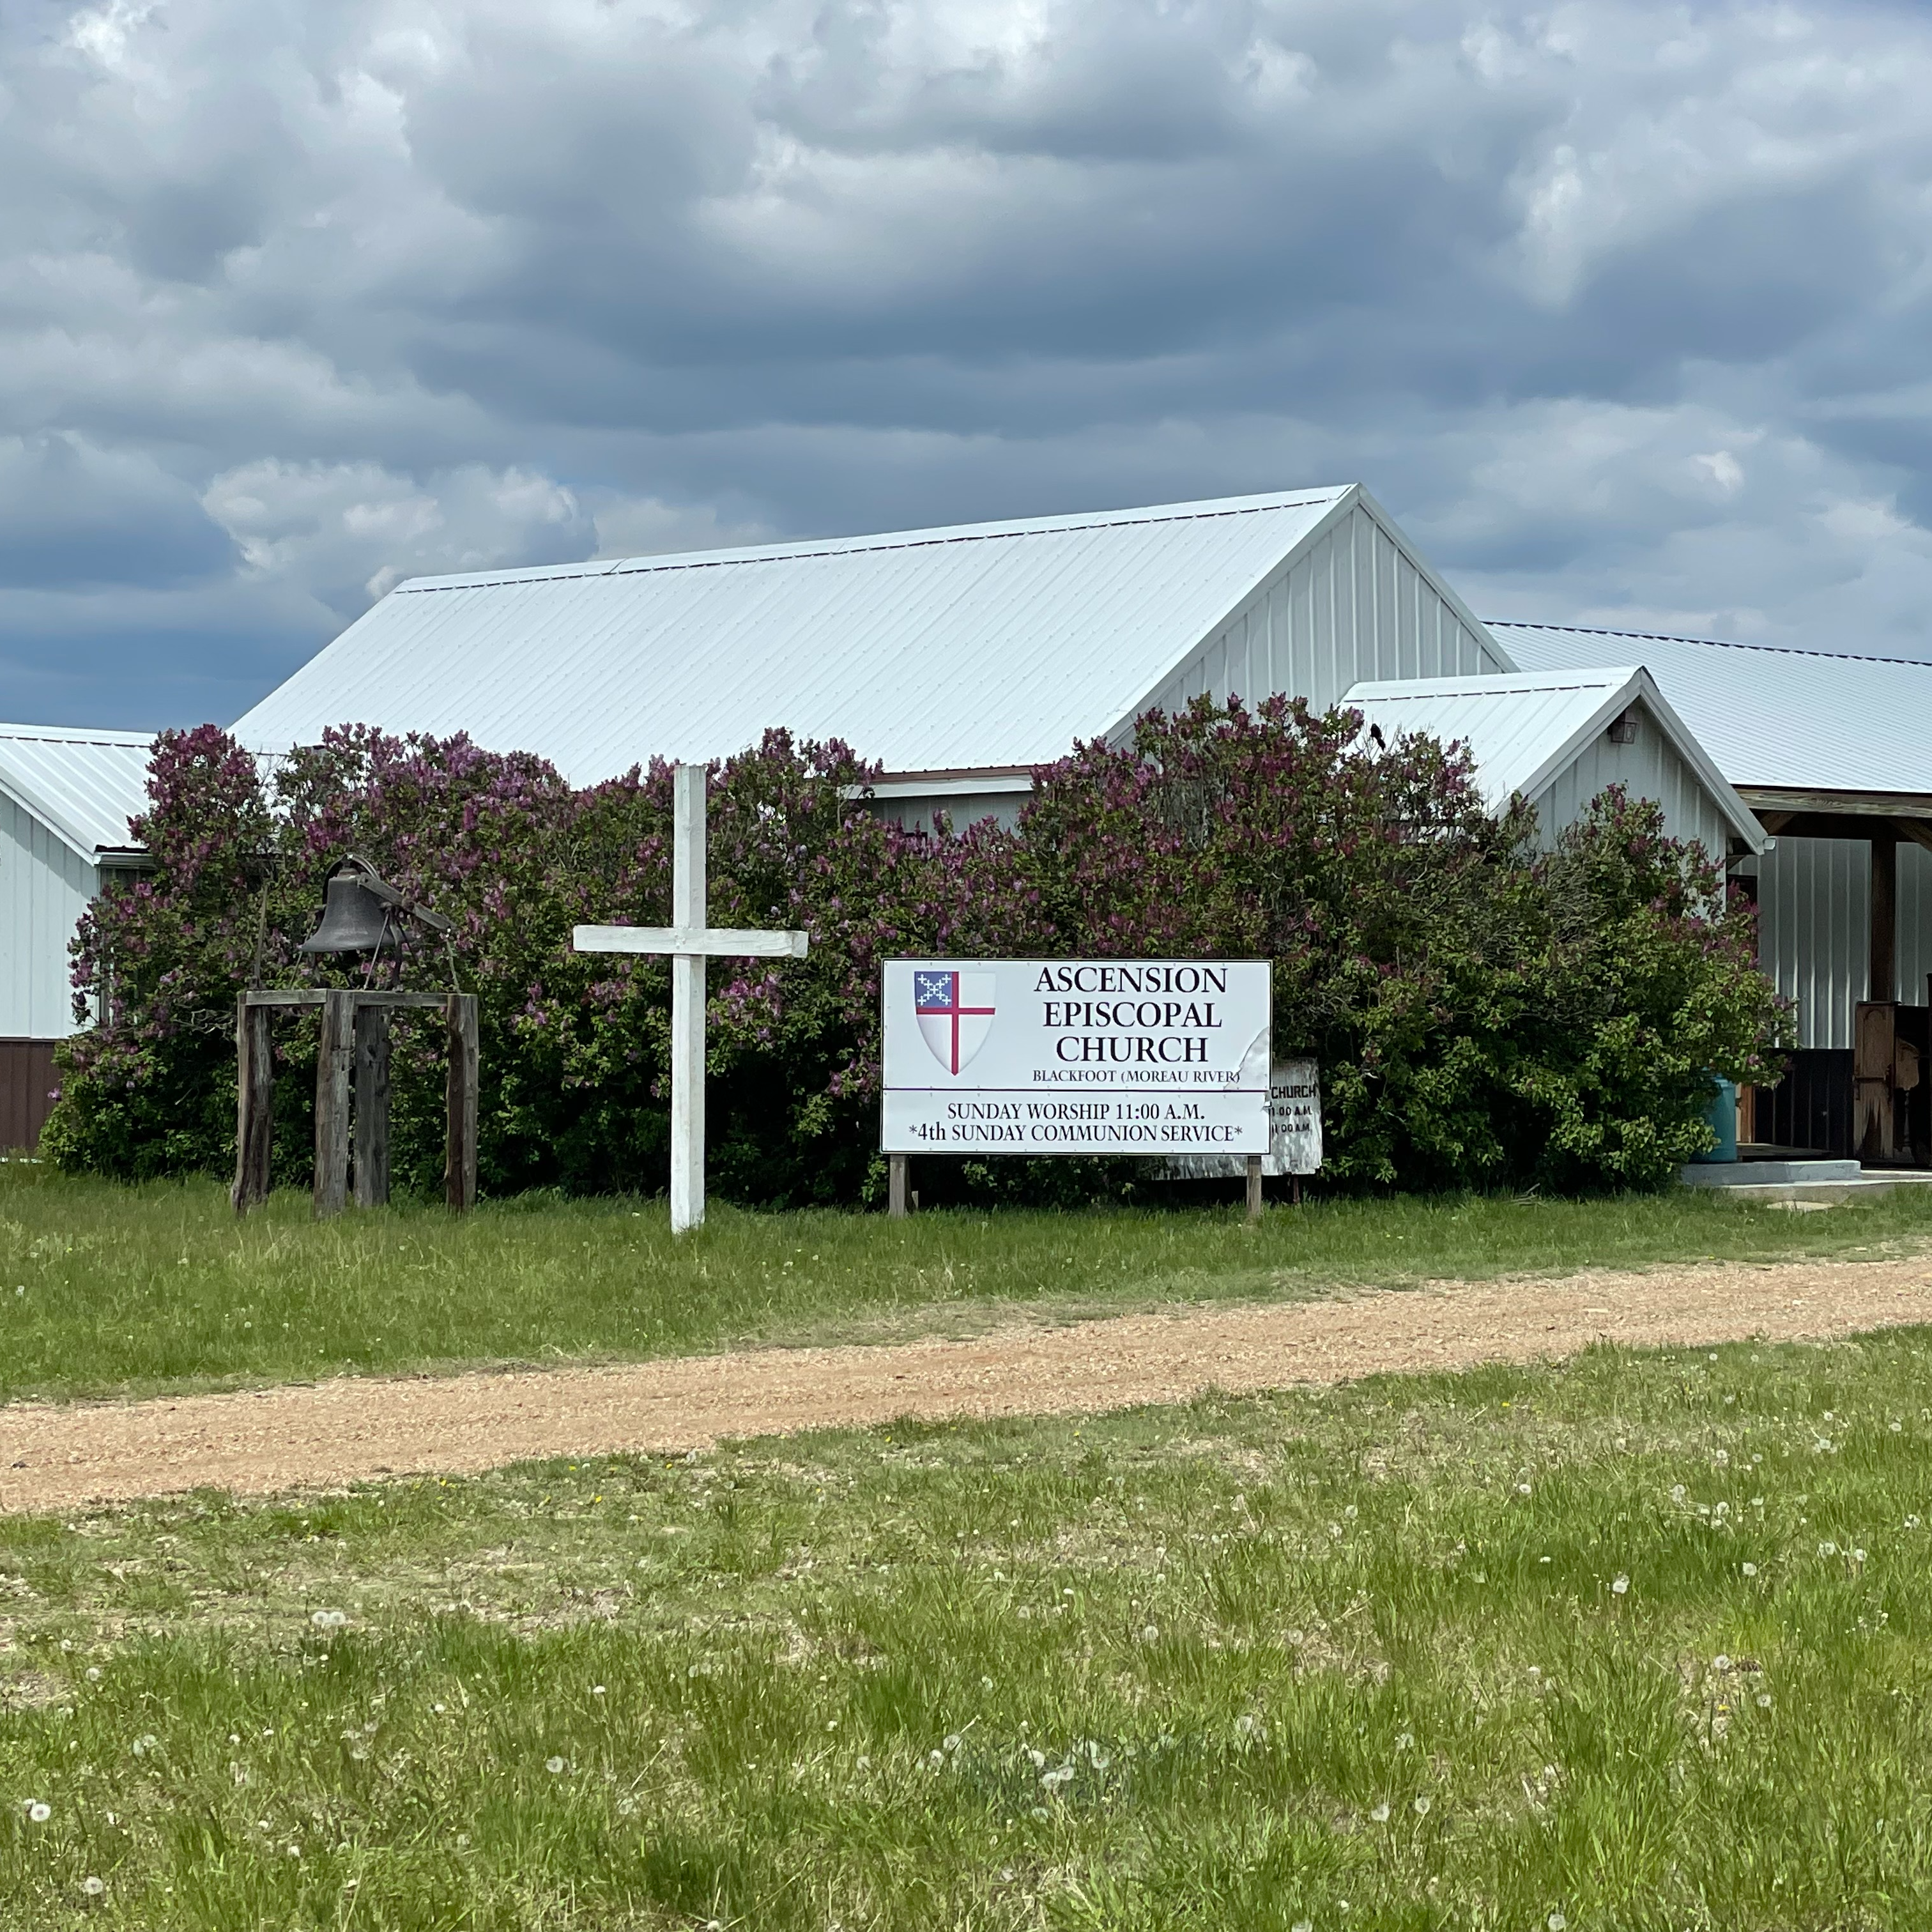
top-left (2, 0), bottom-right (1931, 729)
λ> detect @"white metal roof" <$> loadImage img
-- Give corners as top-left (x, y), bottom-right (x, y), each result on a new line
top-left (1492, 622), bottom-right (1932, 799)
top-left (0, 724), bottom-right (153, 862)
top-left (1342, 666), bottom-right (1766, 850)
top-left (230, 488), bottom-right (1359, 783)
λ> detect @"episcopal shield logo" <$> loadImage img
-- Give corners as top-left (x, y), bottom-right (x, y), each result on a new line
top-left (913, 968), bottom-right (997, 1074)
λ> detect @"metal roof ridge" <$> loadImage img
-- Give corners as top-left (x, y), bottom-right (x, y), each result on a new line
top-left (1486, 619), bottom-right (1932, 671)
top-left (388, 487), bottom-right (1357, 597)
top-left (0, 722), bottom-right (155, 746)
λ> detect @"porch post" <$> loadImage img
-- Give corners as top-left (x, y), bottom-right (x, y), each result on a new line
top-left (1870, 833), bottom-right (1897, 1002)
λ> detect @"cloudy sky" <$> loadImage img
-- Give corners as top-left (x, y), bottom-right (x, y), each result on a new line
top-left (4, 0), bottom-right (1931, 727)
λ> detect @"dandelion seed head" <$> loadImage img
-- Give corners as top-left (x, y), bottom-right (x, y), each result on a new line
top-left (82, 1877), bottom-right (105, 1896)
top-left (26, 1801), bottom-right (50, 1823)
top-left (1756, 1693), bottom-right (1772, 1708)
top-left (1742, 1562), bottom-right (1758, 1577)
top-left (1548, 1914), bottom-right (1567, 1931)
top-left (1517, 1483), bottom-right (1532, 1496)
top-left (545, 1756), bottom-right (567, 1774)
top-left (1611, 1574), bottom-right (1630, 1595)
top-left (85, 1667), bottom-right (100, 1681)
top-left (1369, 1802), bottom-right (1390, 1823)
top-left (1412, 1795), bottom-right (1432, 1816)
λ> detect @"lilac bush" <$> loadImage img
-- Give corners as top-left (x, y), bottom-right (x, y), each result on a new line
top-left (43, 700), bottom-right (1790, 1199)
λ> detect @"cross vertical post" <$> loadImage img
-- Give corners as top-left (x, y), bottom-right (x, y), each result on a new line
top-left (572, 762), bottom-right (809, 1234)
top-left (670, 763), bottom-right (707, 1234)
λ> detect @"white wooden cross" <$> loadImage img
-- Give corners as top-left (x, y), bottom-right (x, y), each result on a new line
top-left (572, 763), bottom-right (809, 1232)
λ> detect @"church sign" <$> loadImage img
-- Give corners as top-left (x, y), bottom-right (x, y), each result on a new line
top-left (881, 959), bottom-right (1272, 1157)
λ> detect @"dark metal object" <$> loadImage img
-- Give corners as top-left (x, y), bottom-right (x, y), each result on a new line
top-left (298, 854), bottom-right (454, 957)
top-left (300, 871), bottom-right (394, 955)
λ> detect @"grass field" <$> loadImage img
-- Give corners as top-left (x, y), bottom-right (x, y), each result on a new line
top-left (0, 1165), bottom-right (1929, 1405)
top-left (1, 1326), bottom-right (1929, 1926)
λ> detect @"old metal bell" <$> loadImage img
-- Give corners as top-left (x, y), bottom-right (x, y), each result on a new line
top-left (299, 869), bottom-right (394, 955)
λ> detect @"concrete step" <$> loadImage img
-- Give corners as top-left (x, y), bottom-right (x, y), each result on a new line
top-left (1678, 1161), bottom-right (1932, 1207)
top-left (1682, 1159), bottom-right (1862, 1186)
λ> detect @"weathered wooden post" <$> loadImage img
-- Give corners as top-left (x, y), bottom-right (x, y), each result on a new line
top-left (445, 992), bottom-right (479, 1212)
top-left (1245, 1153), bottom-right (1264, 1222)
top-left (231, 995), bottom-right (275, 1211)
top-left (314, 988), bottom-right (355, 1218)
top-left (888, 1152), bottom-right (910, 1219)
top-left (352, 1002), bottom-right (392, 1208)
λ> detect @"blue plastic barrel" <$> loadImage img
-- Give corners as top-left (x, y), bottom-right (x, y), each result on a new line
top-left (1694, 1076), bottom-right (1738, 1163)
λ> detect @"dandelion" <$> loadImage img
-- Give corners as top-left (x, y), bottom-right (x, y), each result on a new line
top-left (1548, 1915), bottom-right (1568, 1931)
top-left (85, 1667), bottom-right (100, 1682)
top-left (1369, 1802), bottom-right (1390, 1823)
top-left (1854, 1549), bottom-right (1867, 1563)
top-left (1030, 1805), bottom-right (1050, 1821)
top-left (286, 1844), bottom-right (301, 1859)
top-left (1671, 1485), bottom-right (1687, 1504)
top-left (1142, 1624), bottom-right (1160, 1643)
top-left (26, 1801), bottom-right (50, 1823)
top-left (943, 1733), bottom-right (962, 1753)
top-left (1611, 1574), bottom-right (1630, 1596)
top-left (545, 1756), bottom-right (567, 1775)
top-left (929, 1750), bottom-right (946, 1770)
top-left (981, 1676), bottom-right (994, 1691)
top-left (1085, 1740), bottom-right (1112, 1770)
top-left (1742, 1563), bottom-right (1758, 1577)
top-left (1413, 1795), bottom-right (1432, 1816)
top-left (1517, 1483), bottom-right (1532, 1496)
top-left (1292, 1920), bottom-right (1314, 1932)
top-left (311, 1609), bottom-right (348, 1630)
top-left (1395, 1730), bottom-right (1414, 1751)
top-left (1756, 1694), bottom-right (1772, 1709)
top-left (592, 1685), bottom-right (606, 1697)
top-left (1818, 1541), bottom-right (1838, 1558)
top-left (82, 1877), bottom-right (105, 1897)
top-left (1713, 1655), bottom-right (1731, 1673)
top-left (856, 1755), bottom-right (871, 1770)
top-left (1908, 1516), bottom-right (1924, 1530)
top-left (1713, 1450), bottom-right (1729, 1466)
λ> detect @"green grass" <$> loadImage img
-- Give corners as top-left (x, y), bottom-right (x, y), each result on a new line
top-left (5, 1330), bottom-right (1932, 1926)
top-left (0, 1164), bottom-right (1928, 1404)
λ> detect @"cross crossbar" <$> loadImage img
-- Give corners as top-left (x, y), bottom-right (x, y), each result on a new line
top-left (572, 925), bottom-right (808, 959)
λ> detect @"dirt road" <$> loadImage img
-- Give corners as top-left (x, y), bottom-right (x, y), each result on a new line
top-left (3, 1255), bottom-right (1929, 1513)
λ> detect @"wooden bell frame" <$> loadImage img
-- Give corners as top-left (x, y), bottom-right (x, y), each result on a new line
top-left (231, 988), bottom-right (479, 1218)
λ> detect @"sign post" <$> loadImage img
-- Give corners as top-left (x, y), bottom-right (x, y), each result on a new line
top-left (574, 763), bottom-right (809, 1232)
top-left (882, 957), bottom-right (1272, 1216)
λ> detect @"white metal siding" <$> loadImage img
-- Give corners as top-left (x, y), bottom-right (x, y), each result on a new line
top-left (1758, 838), bottom-right (1867, 1050)
top-left (1757, 838), bottom-right (1932, 1048)
top-left (1529, 714), bottom-right (1730, 857)
top-left (0, 793), bottom-right (95, 1038)
top-left (1901, 841), bottom-right (1932, 1009)
top-left (1140, 503), bottom-right (1504, 721)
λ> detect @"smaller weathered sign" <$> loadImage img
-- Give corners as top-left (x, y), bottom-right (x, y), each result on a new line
top-left (1162, 1059), bottom-right (1322, 1180)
